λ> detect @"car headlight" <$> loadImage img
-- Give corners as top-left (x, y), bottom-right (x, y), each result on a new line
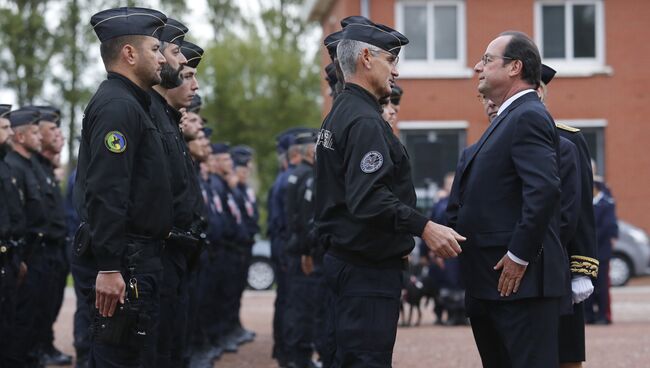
top-left (627, 227), bottom-right (649, 245)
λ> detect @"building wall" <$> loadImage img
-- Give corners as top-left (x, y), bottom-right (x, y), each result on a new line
top-left (316, 0), bottom-right (650, 231)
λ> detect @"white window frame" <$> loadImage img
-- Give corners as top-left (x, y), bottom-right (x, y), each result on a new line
top-left (395, 0), bottom-right (472, 79)
top-left (534, 0), bottom-right (612, 77)
top-left (398, 121), bottom-right (468, 200)
top-left (556, 118), bottom-right (607, 175)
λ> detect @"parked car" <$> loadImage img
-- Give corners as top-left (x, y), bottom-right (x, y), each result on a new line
top-left (247, 239), bottom-right (275, 290)
top-left (611, 220), bottom-right (650, 286)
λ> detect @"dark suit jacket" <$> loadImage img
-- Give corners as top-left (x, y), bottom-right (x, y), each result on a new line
top-left (451, 91), bottom-right (568, 301)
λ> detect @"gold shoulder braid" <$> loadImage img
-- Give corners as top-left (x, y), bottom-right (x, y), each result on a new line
top-left (556, 123), bottom-right (581, 133)
top-left (570, 255), bottom-right (599, 278)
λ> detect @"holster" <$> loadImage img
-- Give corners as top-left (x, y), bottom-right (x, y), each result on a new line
top-left (91, 296), bottom-right (150, 349)
top-left (167, 227), bottom-right (206, 270)
top-left (73, 222), bottom-right (92, 259)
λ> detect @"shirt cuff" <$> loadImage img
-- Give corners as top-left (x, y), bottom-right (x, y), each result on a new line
top-left (507, 251), bottom-right (529, 266)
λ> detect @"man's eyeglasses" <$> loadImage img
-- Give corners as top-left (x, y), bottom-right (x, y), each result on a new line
top-left (372, 49), bottom-right (400, 66)
top-left (480, 54), bottom-right (515, 66)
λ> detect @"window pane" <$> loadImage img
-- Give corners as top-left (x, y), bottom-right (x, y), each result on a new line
top-left (402, 130), bottom-right (463, 189)
top-left (573, 5), bottom-right (596, 58)
top-left (542, 5), bottom-right (565, 58)
top-left (434, 6), bottom-right (458, 60)
top-left (403, 5), bottom-right (428, 60)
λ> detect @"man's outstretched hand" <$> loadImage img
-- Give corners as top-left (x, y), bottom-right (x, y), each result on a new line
top-left (421, 221), bottom-right (465, 258)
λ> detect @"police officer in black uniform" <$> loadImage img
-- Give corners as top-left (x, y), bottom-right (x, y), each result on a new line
top-left (537, 65), bottom-right (599, 368)
top-left (147, 18), bottom-right (205, 368)
top-left (268, 129), bottom-right (304, 367)
top-left (26, 105), bottom-right (74, 366)
top-left (72, 7), bottom-right (173, 367)
top-left (0, 105), bottom-right (29, 367)
top-left (207, 143), bottom-right (250, 353)
top-left (314, 16), bottom-right (463, 366)
top-left (4, 107), bottom-right (51, 366)
top-left (229, 145), bottom-right (259, 345)
top-left (283, 129), bottom-right (320, 368)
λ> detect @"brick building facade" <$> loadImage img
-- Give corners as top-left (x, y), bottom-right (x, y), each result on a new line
top-left (306, 0), bottom-right (650, 232)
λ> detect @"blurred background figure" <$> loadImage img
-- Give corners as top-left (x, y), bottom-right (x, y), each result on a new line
top-left (585, 179), bottom-right (618, 325)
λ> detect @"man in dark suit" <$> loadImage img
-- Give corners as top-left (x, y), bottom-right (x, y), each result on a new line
top-left (449, 31), bottom-right (568, 368)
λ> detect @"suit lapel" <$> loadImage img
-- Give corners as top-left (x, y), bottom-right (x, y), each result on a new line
top-left (459, 92), bottom-right (537, 181)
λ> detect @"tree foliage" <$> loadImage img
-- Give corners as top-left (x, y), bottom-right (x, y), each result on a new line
top-left (0, 0), bottom-right (59, 105)
top-left (199, 0), bottom-right (321, 228)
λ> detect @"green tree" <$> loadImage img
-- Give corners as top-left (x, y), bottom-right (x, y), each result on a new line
top-left (199, 0), bottom-right (321, 231)
top-left (0, 0), bottom-right (59, 105)
top-left (205, 0), bottom-right (244, 41)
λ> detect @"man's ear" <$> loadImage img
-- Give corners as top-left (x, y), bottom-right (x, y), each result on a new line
top-left (508, 59), bottom-right (523, 78)
top-left (360, 48), bottom-right (373, 70)
top-left (122, 44), bottom-right (138, 66)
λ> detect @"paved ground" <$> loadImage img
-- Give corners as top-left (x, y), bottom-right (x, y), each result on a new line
top-left (53, 276), bottom-right (650, 367)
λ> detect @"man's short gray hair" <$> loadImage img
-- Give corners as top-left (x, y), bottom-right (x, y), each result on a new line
top-left (337, 39), bottom-right (381, 80)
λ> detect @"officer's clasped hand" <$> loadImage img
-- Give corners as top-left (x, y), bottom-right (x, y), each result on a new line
top-left (95, 272), bottom-right (126, 317)
top-left (421, 221), bottom-right (465, 259)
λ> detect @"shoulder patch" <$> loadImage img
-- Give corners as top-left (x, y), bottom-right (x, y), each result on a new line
top-left (556, 123), bottom-right (580, 133)
top-left (360, 151), bottom-right (383, 174)
top-left (104, 131), bottom-right (127, 153)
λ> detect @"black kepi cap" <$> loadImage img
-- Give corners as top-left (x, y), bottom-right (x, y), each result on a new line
top-left (181, 41), bottom-right (204, 68)
top-left (541, 64), bottom-right (557, 85)
top-left (390, 84), bottom-right (403, 105)
top-left (8, 108), bottom-right (41, 128)
top-left (26, 105), bottom-right (61, 126)
top-left (339, 16), bottom-right (409, 56)
top-left (211, 143), bottom-right (230, 155)
top-left (293, 129), bottom-right (318, 145)
top-left (91, 7), bottom-right (167, 43)
top-left (160, 18), bottom-right (188, 46)
top-left (0, 104), bottom-right (11, 118)
top-left (324, 30), bottom-right (342, 61)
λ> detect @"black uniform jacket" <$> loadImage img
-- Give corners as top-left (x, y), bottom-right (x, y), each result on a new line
top-left (285, 160), bottom-right (316, 257)
top-left (74, 72), bottom-right (173, 271)
top-left (558, 137), bottom-right (580, 249)
top-left (0, 149), bottom-right (26, 240)
top-left (34, 154), bottom-right (67, 240)
top-left (454, 91), bottom-right (568, 300)
top-left (314, 83), bottom-right (428, 268)
top-left (149, 90), bottom-right (203, 231)
top-left (557, 125), bottom-right (599, 278)
top-left (5, 151), bottom-right (47, 239)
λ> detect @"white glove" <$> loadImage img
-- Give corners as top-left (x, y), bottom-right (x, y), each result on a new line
top-left (571, 275), bottom-right (594, 304)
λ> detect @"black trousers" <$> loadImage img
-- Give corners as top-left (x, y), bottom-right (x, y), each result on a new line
top-left (323, 254), bottom-right (402, 368)
top-left (283, 255), bottom-right (319, 366)
top-left (43, 241), bottom-right (69, 349)
top-left (155, 248), bottom-right (189, 368)
top-left (72, 244), bottom-right (163, 368)
top-left (2, 245), bottom-right (52, 367)
top-left (558, 302), bottom-right (586, 363)
top-left (0, 251), bottom-right (19, 366)
top-left (468, 296), bottom-right (560, 368)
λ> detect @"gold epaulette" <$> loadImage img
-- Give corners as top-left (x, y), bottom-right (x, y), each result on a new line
top-left (570, 255), bottom-right (599, 278)
top-left (556, 123), bottom-right (580, 133)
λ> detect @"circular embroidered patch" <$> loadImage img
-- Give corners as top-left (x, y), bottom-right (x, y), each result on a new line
top-left (360, 151), bottom-right (383, 173)
top-left (104, 131), bottom-right (127, 153)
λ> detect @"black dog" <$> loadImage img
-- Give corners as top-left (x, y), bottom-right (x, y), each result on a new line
top-left (400, 274), bottom-right (424, 327)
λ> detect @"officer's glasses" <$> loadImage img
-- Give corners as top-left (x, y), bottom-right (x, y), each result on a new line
top-left (480, 53), bottom-right (515, 65)
top-left (373, 49), bottom-right (399, 67)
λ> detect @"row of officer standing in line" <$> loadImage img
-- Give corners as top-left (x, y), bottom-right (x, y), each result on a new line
top-left (45, 6), bottom-right (259, 368)
top-left (0, 103), bottom-right (77, 367)
top-left (267, 126), bottom-right (329, 368)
